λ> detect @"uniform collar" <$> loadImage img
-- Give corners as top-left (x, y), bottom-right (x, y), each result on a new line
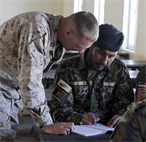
top-left (49, 15), bottom-right (64, 55)
top-left (78, 49), bottom-right (89, 71)
top-left (52, 15), bottom-right (63, 33)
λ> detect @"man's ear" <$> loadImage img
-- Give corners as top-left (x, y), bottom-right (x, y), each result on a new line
top-left (65, 29), bottom-right (73, 36)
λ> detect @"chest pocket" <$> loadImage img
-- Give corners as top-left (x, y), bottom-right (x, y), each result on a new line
top-left (71, 81), bottom-right (89, 97)
top-left (103, 82), bottom-right (115, 94)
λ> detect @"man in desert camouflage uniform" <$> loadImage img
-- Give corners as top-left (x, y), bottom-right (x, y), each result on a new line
top-left (110, 65), bottom-right (146, 141)
top-left (50, 24), bottom-right (134, 127)
top-left (0, 11), bottom-right (99, 141)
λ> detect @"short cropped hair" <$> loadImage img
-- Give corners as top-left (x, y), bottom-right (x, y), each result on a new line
top-left (73, 11), bottom-right (99, 42)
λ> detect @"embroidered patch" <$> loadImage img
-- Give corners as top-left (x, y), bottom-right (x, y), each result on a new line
top-left (121, 78), bottom-right (132, 92)
top-left (57, 79), bottom-right (72, 93)
top-left (103, 82), bottom-right (115, 86)
top-left (52, 86), bottom-right (66, 101)
top-left (138, 81), bottom-right (146, 86)
top-left (71, 81), bottom-right (87, 85)
top-left (137, 81), bottom-right (146, 99)
top-left (137, 88), bottom-right (146, 100)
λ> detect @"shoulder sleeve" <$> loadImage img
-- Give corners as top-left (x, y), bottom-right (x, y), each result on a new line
top-left (110, 107), bottom-right (146, 141)
top-left (18, 21), bottom-right (53, 126)
top-left (112, 60), bottom-right (134, 115)
top-left (128, 97), bottom-right (146, 113)
top-left (50, 59), bottom-right (84, 124)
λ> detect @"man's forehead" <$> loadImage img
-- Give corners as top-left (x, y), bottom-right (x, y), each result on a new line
top-left (95, 46), bottom-right (118, 55)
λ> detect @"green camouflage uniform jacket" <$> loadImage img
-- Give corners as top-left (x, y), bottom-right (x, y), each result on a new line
top-left (136, 65), bottom-right (146, 100)
top-left (0, 11), bottom-right (65, 127)
top-left (50, 50), bottom-right (134, 125)
top-left (110, 96), bottom-right (146, 141)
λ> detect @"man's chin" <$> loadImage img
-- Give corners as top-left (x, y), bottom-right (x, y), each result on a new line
top-left (92, 67), bottom-right (101, 71)
top-left (92, 66), bottom-right (105, 71)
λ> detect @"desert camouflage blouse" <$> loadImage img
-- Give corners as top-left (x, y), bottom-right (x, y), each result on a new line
top-left (0, 11), bottom-right (65, 127)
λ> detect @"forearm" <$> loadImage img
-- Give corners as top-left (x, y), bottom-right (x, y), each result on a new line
top-left (20, 79), bottom-right (53, 127)
top-left (26, 100), bottom-right (53, 127)
top-left (17, 21), bottom-right (54, 127)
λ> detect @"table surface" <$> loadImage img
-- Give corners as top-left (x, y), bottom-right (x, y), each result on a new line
top-left (122, 60), bottom-right (146, 69)
top-left (32, 125), bottom-right (112, 142)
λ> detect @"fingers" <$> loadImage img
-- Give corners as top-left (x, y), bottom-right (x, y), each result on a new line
top-left (63, 122), bottom-right (75, 131)
top-left (95, 117), bottom-right (100, 122)
top-left (80, 112), bottom-right (100, 125)
top-left (80, 117), bottom-right (92, 125)
top-left (60, 125), bottom-right (71, 135)
top-left (107, 115), bottom-right (121, 127)
top-left (59, 122), bottom-right (75, 135)
top-left (80, 114), bottom-right (92, 125)
top-left (42, 122), bottom-right (75, 135)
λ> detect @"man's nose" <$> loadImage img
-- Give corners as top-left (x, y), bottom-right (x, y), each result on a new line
top-left (102, 56), bottom-right (108, 65)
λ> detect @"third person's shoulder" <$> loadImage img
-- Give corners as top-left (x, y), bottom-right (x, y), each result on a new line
top-left (128, 96), bottom-right (146, 113)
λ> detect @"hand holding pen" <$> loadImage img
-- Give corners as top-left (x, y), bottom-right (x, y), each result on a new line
top-left (80, 112), bottom-right (100, 125)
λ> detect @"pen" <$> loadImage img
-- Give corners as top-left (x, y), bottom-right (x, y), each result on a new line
top-left (93, 113), bottom-right (96, 117)
top-left (93, 113), bottom-right (98, 125)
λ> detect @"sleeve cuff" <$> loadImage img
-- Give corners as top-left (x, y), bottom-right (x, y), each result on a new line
top-left (73, 114), bottom-right (84, 125)
top-left (26, 100), bottom-right (54, 127)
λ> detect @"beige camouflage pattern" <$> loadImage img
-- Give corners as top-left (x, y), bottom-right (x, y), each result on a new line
top-left (0, 93), bottom-right (21, 141)
top-left (0, 11), bottom-right (65, 137)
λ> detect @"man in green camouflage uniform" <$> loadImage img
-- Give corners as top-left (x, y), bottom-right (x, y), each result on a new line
top-left (110, 65), bottom-right (146, 141)
top-left (50, 24), bottom-right (134, 127)
top-left (0, 11), bottom-right (99, 140)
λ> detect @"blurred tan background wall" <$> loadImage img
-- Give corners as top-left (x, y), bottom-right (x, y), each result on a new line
top-left (0, 0), bottom-right (145, 60)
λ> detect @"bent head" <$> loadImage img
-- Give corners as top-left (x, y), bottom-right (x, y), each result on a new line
top-left (58, 11), bottom-right (99, 53)
top-left (86, 24), bottom-right (124, 71)
top-left (61, 35), bottom-right (93, 53)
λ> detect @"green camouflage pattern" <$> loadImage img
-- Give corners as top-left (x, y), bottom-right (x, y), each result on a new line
top-left (110, 96), bottom-right (146, 141)
top-left (50, 50), bottom-right (134, 125)
top-left (136, 65), bottom-right (146, 100)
